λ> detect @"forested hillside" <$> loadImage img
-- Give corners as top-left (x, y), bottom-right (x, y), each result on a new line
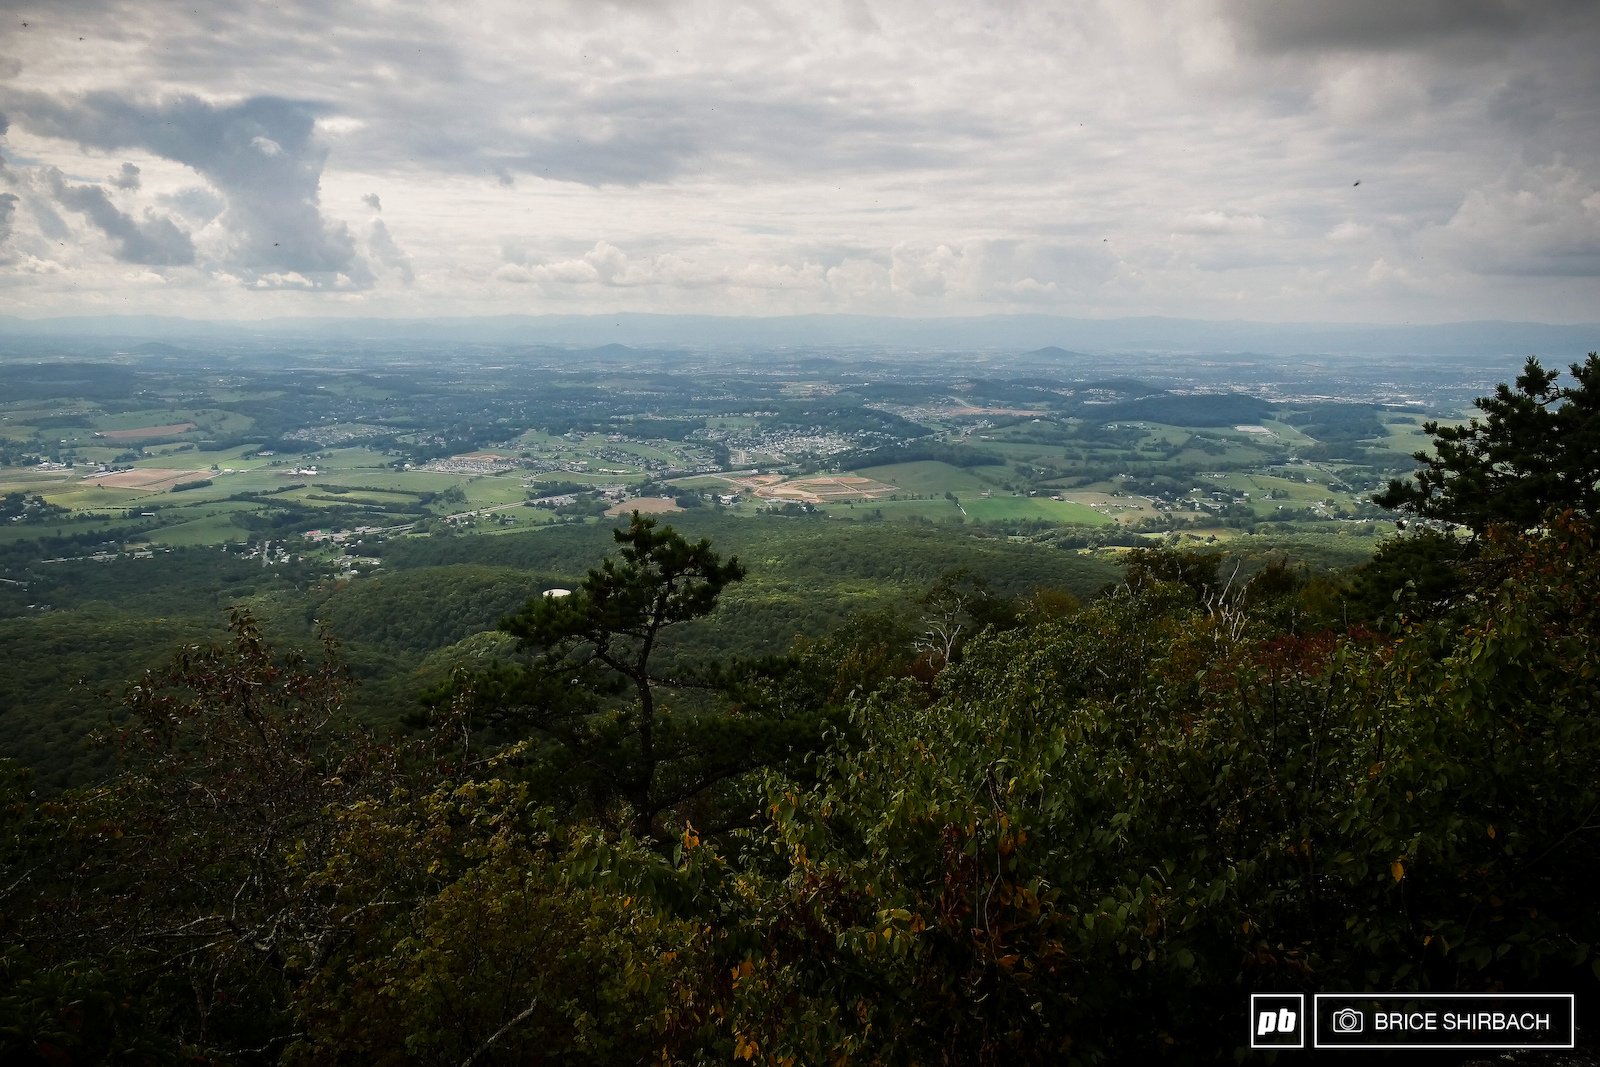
top-left (0, 516), bottom-right (1122, 791)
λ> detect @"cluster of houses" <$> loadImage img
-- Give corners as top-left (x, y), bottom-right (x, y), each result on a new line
top-left (419, 454), bottom-right (519, 475)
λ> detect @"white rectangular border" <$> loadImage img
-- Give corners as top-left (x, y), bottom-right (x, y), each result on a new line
top-left (1312, 993), bottom-right (1576, 1050)
top-left (1249, 993), bottom-right (1306, 1049)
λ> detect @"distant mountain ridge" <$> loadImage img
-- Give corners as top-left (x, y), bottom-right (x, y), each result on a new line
top-left (0, 312), bottom-right (1594, 360)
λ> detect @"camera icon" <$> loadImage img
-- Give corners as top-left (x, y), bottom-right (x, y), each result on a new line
top-left (1332, 1007), bottom-right (1364, 1033)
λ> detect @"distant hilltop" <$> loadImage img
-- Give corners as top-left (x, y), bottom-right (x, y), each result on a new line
top-left (0, 312), bottom-right (1594, 360)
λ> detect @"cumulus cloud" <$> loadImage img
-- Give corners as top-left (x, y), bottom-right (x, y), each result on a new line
top-left (1173, 211), bottom-right (1268, 235)
top-left (111, 161), bottom-right (140, 190)
top-left (44, 167), bottom-right (195, 265)
top-left (496, 241), bottom-right (694, 287)
top-left (1428, 162), bottom-right (1600, 277)
top-left (889, 243), bottom-right (960, 298)
top-left (247, 270), bottom-right (317, 290)
top-left (24, 187), bottom-right (72, 241)
top-left (366, 218), bottom-right (413, 283)
top-left (0, 192), bottom-right (18, 254)
top-left (362, 192), bottom-right (381, 211)
top-left (1326, 220), bottom-right (1375, 243)
top-left (159, 185), bottom-right (226, 226)
top-left (2, 90), bottom-right (371, 287)
top-left (1365, 257), bottom-right (1420, 288)
top-left (880, 240), bottom-right (1113, 305)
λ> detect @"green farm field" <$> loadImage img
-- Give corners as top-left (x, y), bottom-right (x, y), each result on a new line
top-left (852, 460), bottom-right (1007, 495)
top-left (815, 497), bottom-right (961, 521)
top-left (960, 495), bottom-right (1110, 525)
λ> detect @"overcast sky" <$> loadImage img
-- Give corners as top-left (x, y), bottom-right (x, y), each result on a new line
top-left (1, 0), bottom-right (1597, 324)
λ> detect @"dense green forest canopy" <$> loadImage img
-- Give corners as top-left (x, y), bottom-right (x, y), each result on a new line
top-left (5, 505), bottom-right (1596, 1063)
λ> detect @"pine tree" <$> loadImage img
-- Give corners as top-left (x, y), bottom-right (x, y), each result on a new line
top-left (1375, 353), bottom-right (1600, 534)
top-left (487, 513), bottom-right (766, 837)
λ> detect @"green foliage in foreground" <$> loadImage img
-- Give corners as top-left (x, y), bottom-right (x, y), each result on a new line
top-left (718, 523), bottom-right (1600, 1062)
top-left (3, 513), bottom-right (1597, 1064)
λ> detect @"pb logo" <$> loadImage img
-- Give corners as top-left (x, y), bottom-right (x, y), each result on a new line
top-left (1259, 1008), bottom-right (1297, 1035)
top-left (1251, 994), bottom-right (1306, 1049)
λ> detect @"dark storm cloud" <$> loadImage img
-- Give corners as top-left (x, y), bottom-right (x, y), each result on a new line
top-left (45, 167), bottom-right (194, 264)
top-left (3, 90), bottom-right (371, 285)
top-left (1222, 0), bottom-right (1594, 52)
